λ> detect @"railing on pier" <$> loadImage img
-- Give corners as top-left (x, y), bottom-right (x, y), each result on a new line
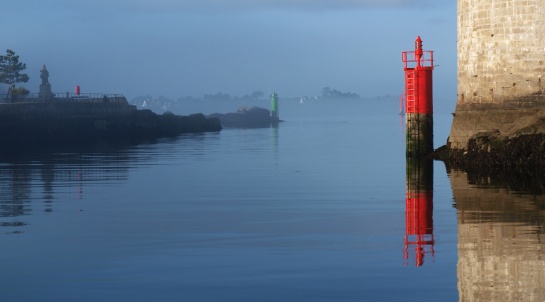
top-left (0, 92), bottom-right (126, 104)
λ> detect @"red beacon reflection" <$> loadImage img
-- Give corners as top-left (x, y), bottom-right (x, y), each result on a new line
top-left (403, 158), bottom-right (434, 266)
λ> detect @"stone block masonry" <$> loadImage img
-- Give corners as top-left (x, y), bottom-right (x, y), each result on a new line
top-left (449, 0), bottom-right (545, 149)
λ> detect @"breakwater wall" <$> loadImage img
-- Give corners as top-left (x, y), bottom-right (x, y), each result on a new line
top-left (0, 97), bottom-right (135, 118)
top-left (449, 0), bottom-right (545, 149)
top-left (0, 97), bottom-right (221, 146)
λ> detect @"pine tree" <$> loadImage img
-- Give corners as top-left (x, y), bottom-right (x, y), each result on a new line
top-left (0, 49), bottom-right (29, 97)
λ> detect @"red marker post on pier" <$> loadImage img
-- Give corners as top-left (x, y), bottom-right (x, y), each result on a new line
top-left (402, 36), bottom-right (434, 157)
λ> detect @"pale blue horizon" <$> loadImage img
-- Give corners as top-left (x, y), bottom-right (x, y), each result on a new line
top-left (2, 0), bottom-right (457, 112)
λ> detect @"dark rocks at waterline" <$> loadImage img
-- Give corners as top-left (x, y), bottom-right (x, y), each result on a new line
top-left (433, 133), bottom-right (545, 173)
top-left (208, 106), bottom-right (279, 128)
top-left (433, 134), bottom-right (545, 195)
top-left (133, 110), bottom-right (221, 137)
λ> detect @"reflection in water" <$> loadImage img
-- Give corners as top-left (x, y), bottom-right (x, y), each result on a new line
top-left (272, 123), bottom-right (279, 160)
top-left (450, 170), bottom-right (545, 301)
top-left (404, 157), bottom-right (434, 266)
top-left (0, 143), bottom-right (140, 233)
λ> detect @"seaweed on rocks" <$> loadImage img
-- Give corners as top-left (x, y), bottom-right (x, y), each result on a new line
top-left (433, 133), bottom-right (545, 195)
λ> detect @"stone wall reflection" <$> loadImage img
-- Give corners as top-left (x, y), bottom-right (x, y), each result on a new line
top-left (404, 157), bottom-right (434, 266)
top-left (451, 170), bottom-right (545, 301)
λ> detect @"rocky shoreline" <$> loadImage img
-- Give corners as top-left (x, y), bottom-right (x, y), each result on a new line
top-left (432, 133), bottom-right (545, 194)
top-left (433, 133), bottom-right (545, 169)
top-left (208, 106), bottom-right (278, 128)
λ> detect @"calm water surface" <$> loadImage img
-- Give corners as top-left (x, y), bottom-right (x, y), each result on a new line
top-left (1, 99), bottom-right (542, 301)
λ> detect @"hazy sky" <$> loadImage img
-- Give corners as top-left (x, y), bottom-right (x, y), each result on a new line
top-left (2, 0), bottom-right (456, 108)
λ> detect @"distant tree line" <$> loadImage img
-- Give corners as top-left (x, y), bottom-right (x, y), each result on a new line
top-left (131, 91), bottom-right (268, 114)
top-left (321, 87), bottom-right (360, 99)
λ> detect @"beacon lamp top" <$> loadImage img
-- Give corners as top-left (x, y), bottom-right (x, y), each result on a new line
top-left (415, 36), bottom-right (423, 66)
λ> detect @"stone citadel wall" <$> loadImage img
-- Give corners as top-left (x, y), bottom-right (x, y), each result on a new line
top-left (449, 0), bottom-right (545, 149)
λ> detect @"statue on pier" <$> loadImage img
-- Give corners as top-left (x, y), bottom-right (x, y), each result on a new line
top-left (39, 64), bottom-right (52, 98)
top-left (40, 65), bottom-right (49, 85)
